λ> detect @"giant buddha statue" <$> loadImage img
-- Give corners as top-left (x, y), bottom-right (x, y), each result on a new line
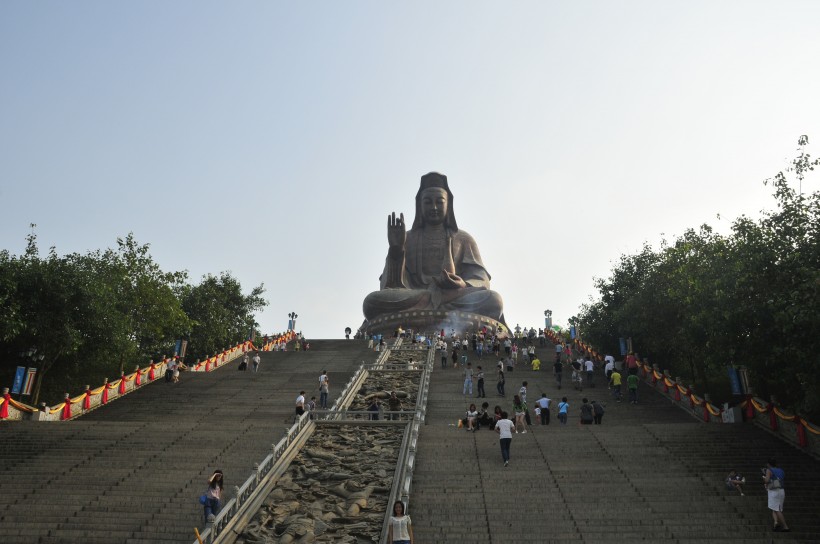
top-left (362, 172), bottom-right (507, 335)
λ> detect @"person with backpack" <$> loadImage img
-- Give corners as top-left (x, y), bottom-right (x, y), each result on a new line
top-left (203, 470), bottom-right (224, 523)
top-left (591, 400), bottom-right (605, 424)
top-left (763, 458), bottom-right (790, 532)
top-left (579, 398), bottom-right (594, 425)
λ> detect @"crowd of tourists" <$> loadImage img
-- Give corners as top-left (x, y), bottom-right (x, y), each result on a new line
top-left (431, 326), bottom-right (651, 470)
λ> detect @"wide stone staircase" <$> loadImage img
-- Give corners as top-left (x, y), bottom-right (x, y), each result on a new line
top-left (0, 340), bottom-right (373, 544)
top-left (410, 344), bottom-right (820, 543)
top-left (3, 340), bottom-right (819, 543)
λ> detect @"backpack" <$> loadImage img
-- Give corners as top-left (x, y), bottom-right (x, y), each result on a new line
top-left (593, 403), bottom-right (604, 415)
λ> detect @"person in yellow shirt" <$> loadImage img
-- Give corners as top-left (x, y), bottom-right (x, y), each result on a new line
top-left (531, 357), bottom-right (541, 371)
top-left (609, 369), bottom-right (622, 402)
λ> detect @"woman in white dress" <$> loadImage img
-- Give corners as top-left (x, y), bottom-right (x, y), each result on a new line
top-left (387, 500), bottom-right (413, 544)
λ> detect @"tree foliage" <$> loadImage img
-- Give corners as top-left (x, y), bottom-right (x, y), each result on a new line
top-left (0, 233), bottom-right (267, 406)
top-left (579, 137), bottom-right (820, 417)
top-left (181, 272), bottom-right (267, 360)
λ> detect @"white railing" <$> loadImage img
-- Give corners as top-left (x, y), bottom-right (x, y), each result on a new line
top-left (379, 345), bottom-right (434, 543)
top-left (196, 410), bottom-right (313, 543)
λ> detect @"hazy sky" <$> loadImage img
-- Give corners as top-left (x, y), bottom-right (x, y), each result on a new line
top-left (2, 1), bottom-right (818, 339)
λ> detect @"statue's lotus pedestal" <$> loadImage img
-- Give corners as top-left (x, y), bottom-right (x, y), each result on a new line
top-left (362, 310), bottom-right (508, 338)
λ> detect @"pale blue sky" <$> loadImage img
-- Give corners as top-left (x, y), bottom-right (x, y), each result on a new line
top-left (2, 1), bottom-right (818, 338)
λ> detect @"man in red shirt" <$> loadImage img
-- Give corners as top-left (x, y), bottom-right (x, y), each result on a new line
top-left (625, 352), bottom-right (638, 375)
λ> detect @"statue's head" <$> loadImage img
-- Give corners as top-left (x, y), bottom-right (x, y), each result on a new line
top-left (412, 172), bottom-right (458, 230)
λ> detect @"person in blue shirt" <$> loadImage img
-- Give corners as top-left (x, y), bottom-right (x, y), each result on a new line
top-left (558, 397), bottom-right (569, 425)
top-left (764, 458), bottom-right (789, 532)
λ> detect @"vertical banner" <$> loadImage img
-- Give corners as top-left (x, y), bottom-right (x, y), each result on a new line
top-left (180, 340), bottom-right (188, 358)
top-left (544, 317), bottom-right (552, 329)
top-left (288, 319), bottom-right (293, 331)
top-left (11, 366), bottom-right (26, 395)
top-left (570, 326), bottom-right (576, 340)
top-left (21, 368), bottom-right (37, 396)
top-left (619, 338), bottom-right (627, 356)
top-left (727, 365), bottom-right (742, 396)
top-left (174, 339), bottom-right (182, 357)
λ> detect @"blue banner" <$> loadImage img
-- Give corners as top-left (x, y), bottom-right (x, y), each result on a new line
top-left (11, 366), bottom-right (25, 394)
top-left (174, 339), bottom-right (182, 357)
top-left (619, 337), bottom-right (627, 356)
top-left (570, 326), bottom-right (576, 340)
top-left (727, 365), bottom-right (742, 396)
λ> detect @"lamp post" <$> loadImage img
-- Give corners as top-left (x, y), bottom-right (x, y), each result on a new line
top-left (288, 312), bottom-right (298, 331)
top-left (544, 309), bottom-right (552, 330)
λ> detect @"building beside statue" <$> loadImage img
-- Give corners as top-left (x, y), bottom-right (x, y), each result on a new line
top-left (361, 172), bottom-right (508, 336)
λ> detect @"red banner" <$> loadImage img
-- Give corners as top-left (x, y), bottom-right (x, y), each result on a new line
top-left (797, 422), bottom-right (808, 448)
top-left (768, 405), bottom-right (778, 431)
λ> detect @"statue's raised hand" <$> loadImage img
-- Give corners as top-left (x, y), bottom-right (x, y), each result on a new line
top-left (387, 212), bottom-right (406, 250)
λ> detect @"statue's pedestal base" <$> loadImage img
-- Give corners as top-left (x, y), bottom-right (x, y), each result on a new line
top-left (363, 310), bottom-right (508, 338)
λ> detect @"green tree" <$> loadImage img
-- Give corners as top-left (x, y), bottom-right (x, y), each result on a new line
top-left (0, 232), bottom-right (192, 405)
top-left (579, 136), bottom-right (819, 417)
top-left (181, 272), bottom-right (267, 360)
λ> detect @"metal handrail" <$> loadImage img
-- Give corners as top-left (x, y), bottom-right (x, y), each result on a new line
top-left (379, 345), bottom-right (434, 543)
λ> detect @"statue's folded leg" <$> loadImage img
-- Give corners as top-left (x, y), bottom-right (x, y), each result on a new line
top-left (442, 288), bottom-right (504, 321)
top-left (362, 289), bottom-right (430, 321)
